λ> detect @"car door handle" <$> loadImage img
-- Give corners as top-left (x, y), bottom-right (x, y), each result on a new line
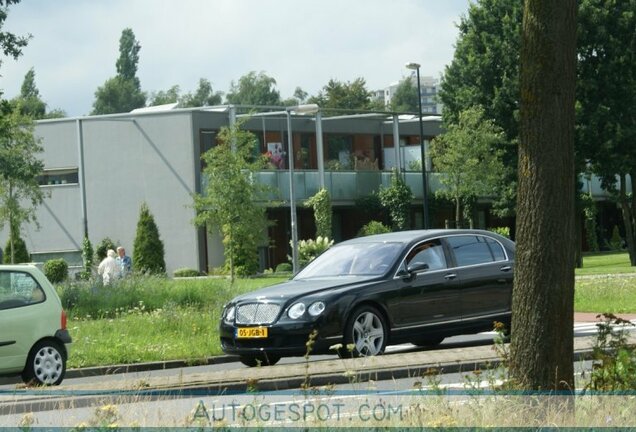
top-left (500, 266), bottom-right (512, 272)
top-left (444, 273), bottom-right (457, 280)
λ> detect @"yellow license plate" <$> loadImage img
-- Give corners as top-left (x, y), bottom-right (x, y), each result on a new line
top-left (236, 327), bottom-right (268, 338)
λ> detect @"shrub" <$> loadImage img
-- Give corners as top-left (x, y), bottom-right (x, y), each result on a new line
top-left (95, 237), bottom-right (116, 262)
top-left (305, 188), bottom-right (332, 239)
top-left (378, 170), bottom-right (414, 230)
top-left (43, 258), bottom-right (68, 283)
top-left (488, 227), bottom-right (511, 238)
top-left (3, 234), bottom-right (30, 264)
top-left (609, 225), bottom-right (624, 250)
top-left (133, 202), bottom-right (166, 274)
top-left (173, 268), bottom-right (203, 278)
top-left (293, 237), bottom-right (334, 267)
top-left (275, 262), bottom-right (292, 273)
top-left (358, 221), bottom-right (391, 237)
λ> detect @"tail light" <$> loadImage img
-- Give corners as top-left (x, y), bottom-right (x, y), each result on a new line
top-left (61, 309), bottom-right (67, 330)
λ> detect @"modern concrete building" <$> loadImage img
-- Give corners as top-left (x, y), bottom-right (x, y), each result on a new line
top-left (3, 105), bottom-right (448, 274)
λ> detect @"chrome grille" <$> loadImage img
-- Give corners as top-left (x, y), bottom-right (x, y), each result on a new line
top-left (236, 303), bottom-right (281, 324)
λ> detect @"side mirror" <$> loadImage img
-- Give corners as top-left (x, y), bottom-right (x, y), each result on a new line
top-left (407, 262), bottom-right (429, 274)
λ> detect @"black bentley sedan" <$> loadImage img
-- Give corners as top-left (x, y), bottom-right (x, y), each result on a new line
top-left (220, 229), bottom-right (515, 367)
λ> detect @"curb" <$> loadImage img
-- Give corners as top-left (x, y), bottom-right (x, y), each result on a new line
top-left (65, 354), bottom-right (240, 379)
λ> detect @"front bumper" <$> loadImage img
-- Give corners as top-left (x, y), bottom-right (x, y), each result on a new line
top-left (219, 320), bottom-right (342, 357)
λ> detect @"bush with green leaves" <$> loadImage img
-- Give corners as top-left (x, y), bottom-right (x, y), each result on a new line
top-left (43, 258), bottom-right (68, 283)
top-left (173, 268), bottom-right (203, 278)
top-left (133, 202), bottom-right (166, 275)
top-left (292, 236), bottom-right (334, 267)
top-left (609, 225), bottom-right (624, 251)
top-left (305, 188), bottom-right (332, 239)
top-left (378, 170), bottom-right (414, 230)
top-left (275, 262), bottom-right (292, 273)
top-left (3, 234), bottom-right (29, 264)
top-left (358, 221), bottom-right (391, 237)
top-left (95, 237), bottom-right (116, 262)
top-left (79, 236), bottom-right (94, 280)
top-left (488, 227), bottom-right (511, 238)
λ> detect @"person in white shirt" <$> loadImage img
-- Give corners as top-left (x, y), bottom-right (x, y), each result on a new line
top-left (98, 249), bottom-right (119, 285)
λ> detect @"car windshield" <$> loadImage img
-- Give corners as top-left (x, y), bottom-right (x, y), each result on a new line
top-left (294, 242), bottom-right (403, 279)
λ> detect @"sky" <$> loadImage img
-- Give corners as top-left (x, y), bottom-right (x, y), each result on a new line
top-left (1, 0), bottom-right (471, 117)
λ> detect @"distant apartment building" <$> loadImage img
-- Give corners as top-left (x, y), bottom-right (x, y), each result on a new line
top-left (383, 75), bottom-right (443, 114)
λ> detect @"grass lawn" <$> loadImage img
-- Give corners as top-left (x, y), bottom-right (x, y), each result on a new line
top-left (576, 252), bottom-right (636, 275)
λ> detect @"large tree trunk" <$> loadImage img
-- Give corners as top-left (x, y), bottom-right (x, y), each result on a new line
top-left (510, 0), bottom-right (577, 390)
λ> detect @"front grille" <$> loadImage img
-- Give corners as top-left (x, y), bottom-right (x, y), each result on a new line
top-left (236, 303), bottom-right (281, 324)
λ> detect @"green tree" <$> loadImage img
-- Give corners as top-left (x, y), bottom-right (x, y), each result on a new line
top-left (390, 77), bottom-right (419, 112)
top-left (225, 71), bottom-right (281, 106)
top-left (305, 188), bottom-right (332, 239)
top-left (133, 202), bottom-right (166, 274)
top-left (577, 0), bottom-right (636, 265)
top-left (92, 28), bottom-right (146, 114)
top-left (180, 78), bottom-right (223, 107)
top-left (0, 106), bottom-right (44, 264)
top-left (80, 236), bottom-right (94, 279)
top-left (3, 225), bottom-right (28, 263)
top-left (95, 237), bottom-right (116, 262)
top-left (430, 106), bottom-right (508, 228)
top-left (11, 68), bottom-right (45, 118)
top-left (0, 0), bottom-right (30, 75)
top-left (510, 0), bottom-right (577, 391)
top-left (148, 85), bottom-right (180, 106)
top-left (438, 0), bottom-right (522, 216)
top-left (10, 68), bottom-right (66, 119)
top-left (378, 171), bottom-right (414, 230)
top-left (193, 123), bottom-right (271, 279)
top-left (308, 78), bottom-right (374, 111)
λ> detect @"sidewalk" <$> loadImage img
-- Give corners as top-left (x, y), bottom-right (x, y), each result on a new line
top-left (574, 312), bottom-right (636, 322)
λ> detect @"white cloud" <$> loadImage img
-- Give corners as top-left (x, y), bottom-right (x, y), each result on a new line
top-left (0, 0), bottom-right (469, 116)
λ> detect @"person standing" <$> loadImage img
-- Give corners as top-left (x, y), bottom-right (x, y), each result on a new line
top-left (116, 246), bottom-right (132, 277)
top-left (97, 249), bottom-right (119, 285)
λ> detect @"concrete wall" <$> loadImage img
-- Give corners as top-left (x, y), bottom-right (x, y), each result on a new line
top-left (12, 112), bottom-right (204, 275)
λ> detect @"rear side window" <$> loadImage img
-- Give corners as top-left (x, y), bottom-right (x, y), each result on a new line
top-left (486, 237), bottom-right (506, 261)
top-left (0, 271), bottom-right (45, 310)
top-left (446, 235), bottom-right (495, 267)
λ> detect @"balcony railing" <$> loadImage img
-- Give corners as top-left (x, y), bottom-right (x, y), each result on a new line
top-left (202, 170), bottom-right (630, 204)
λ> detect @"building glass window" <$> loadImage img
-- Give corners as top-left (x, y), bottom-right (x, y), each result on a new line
top-left (38, 168), bottom-right (78, 186)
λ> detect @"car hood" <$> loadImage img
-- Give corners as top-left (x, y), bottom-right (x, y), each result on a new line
top-left (230, 276), bottom-right (378, 305)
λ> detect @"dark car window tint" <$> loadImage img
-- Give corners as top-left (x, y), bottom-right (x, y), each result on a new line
top-left (486, 237), bottom-right (506, 261)
top-left (295, 242), bottom-right (403, 279)
top-left (406, 239), bottom-right (447, 270)
top-left (0, 271), bottom-right (45, 310)
top-left (447, 235), bottom-right (495, 267)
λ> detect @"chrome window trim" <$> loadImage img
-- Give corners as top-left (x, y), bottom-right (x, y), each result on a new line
top-left (393, 233), bottom-right (511, 280)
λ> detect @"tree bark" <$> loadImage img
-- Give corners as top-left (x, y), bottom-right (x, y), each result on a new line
top-left (510, 0), bottom-right (577, 391)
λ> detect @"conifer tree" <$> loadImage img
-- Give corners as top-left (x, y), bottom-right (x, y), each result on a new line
top-left (133, 202), bottom-right (166, 274)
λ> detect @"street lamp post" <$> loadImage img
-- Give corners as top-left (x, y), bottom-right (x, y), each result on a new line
top-left (405, 62), bottom-right (430, 229)
top-left (286, 104), bottom-right (320, 274)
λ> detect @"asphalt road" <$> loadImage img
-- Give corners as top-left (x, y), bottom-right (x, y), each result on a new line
top-left (0, 321), bottom-right (613, 389)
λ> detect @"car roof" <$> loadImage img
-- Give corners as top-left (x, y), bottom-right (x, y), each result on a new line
top-left (337, 229), bottom-right (506, 246)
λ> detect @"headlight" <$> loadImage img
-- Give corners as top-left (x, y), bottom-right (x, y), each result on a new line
top-left (224, 306), bottom-right (235, 324)
top-left (308, 301), bottom-right (326, 317)
top-left (288, 303), bottom-right (306, 320)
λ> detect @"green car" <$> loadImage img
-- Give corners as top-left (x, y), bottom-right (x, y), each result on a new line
top-left (0, 265), bottom-right (72, 385)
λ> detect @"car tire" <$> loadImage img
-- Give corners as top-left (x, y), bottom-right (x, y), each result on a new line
top-left (340, 305), bottom-right (388, 358)
top-left (239, 354), bottom-right (281, 367)
top-left (21, 339), bottom-right (66, 386)
top-left (413, 336), bottom-right (445, 348)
